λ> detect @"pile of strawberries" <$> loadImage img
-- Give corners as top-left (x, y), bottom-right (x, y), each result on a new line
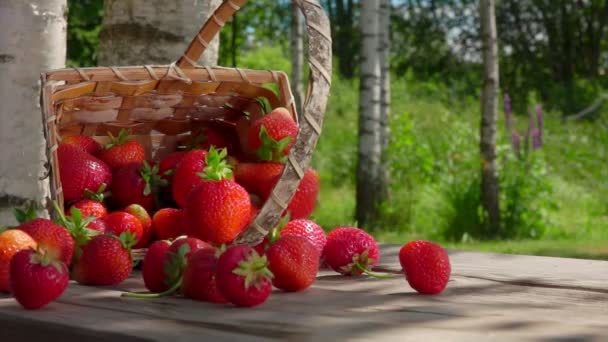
top-left (0, 107), bottom-right (452, 310)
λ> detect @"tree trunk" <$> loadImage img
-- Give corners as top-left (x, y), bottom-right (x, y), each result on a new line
top-left (356, 0), bottom-right (382, 228)
top-left (378, 0), bottom-right (391, 202)
top-left (0, 0), bottom-right (67, 225)
top-left (290, 3), bottom-right (304, 119)
top-left (99, 0), bottom-right (221, 66)
top-left (479, 0), bottom-right (501, 234)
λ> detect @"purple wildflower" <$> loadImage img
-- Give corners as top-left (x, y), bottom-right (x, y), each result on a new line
top-left (511, 130), bottom-right (521, 155)
top-left (531, 128), bottom-right (541, 150)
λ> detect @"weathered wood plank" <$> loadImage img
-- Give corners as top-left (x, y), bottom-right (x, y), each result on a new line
top-left (1, 247), bottom-right (607, 341)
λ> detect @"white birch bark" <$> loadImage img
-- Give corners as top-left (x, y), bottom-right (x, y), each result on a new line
top-left (480, 0), bottom-right (501, 231)
top-left (99, 0), bottom-right (221, 66)
top-left (356, 0), bottom-right (382, 226)
top-left (0, 0), bottom-right (67, 224)
top-left (290, 3), bottom-right (305, 119)
top-left (378, 0), bottom-right (391, 200)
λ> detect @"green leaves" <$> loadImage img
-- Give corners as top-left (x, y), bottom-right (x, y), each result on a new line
top-left (13, 206), bottom-right (38, 224)
top-left (139, 161), bottom-right (168, 196)
top-left (256, 126), bottom-right (292, 163)
top-left (104, 129), bottom-right (130, 150)
top-left (233, 251), bottom-right (274, 290)
top-left (199, 147), bottom-right (233, 181)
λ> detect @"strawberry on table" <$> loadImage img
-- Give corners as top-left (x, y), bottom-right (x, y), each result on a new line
top-left (9, 248), bottom-right (69, 310)
top-left (281, 219), bottom-right (326, 256)
top-left (16, 217), bottom-right (74, 267)
top-left (266, 235), bottom-right (319, 292)
top-left (151, 208), bottom-right (184, 241)
top-left (247, 107), bottom-right (298, 162)
top-left (182, 248), bottom-right (228, 303)
top-left (104, 211), bottom-right (144, 248)
top-left (72, 232), bottom-right (136, 286)
top-left (58, 144), bottom-right (112, 203)
top-left (183, 147), bottom-right (251, 244)
top-left (399, 240), bottom-right (451, 295)
top-left (216, 245), bottom-right (273, 307)
top-left (124, 204), bottom-right (153, 248)
top-left (62, 134), bottom-right (102, 156)
top-left (0, 228), bottom-right (37, 292)
top-left (323, 227), bottom-right (381, 276)
top-left (142, 240), bottom-right (171, 293)
top-left (99, 129), bottom-right (145, 170)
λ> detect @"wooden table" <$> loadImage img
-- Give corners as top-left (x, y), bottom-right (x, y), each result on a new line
top-left (1, 245), bottom-right (607, 341)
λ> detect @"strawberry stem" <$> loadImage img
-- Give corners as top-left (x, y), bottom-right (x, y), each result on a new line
top-left (256, 126), bottom-right (291, 163)
top-left (353, 261), bottom-right (394, 279)
top-left (104, 129), bottom-right (130, 149)
top-left (121, 278), bottom-right (182, 299)
top-left (198, 147), bottom-right (233, 181)
top-left (13, 205), bottom-right (38, 224)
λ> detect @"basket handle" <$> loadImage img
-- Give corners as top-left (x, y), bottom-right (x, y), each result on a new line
top-left (178, 0), bottom-right (332, 244)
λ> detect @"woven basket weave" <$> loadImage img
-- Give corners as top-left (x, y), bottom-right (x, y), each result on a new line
top-left (40, 0), bottom-right (332, 245)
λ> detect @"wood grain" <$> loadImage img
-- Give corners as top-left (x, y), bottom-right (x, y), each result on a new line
top-left (1, 247), bottom-right (607, 341)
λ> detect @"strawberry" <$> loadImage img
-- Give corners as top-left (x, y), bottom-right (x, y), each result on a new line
top-left (69, 199), bottom-right (107, 219)
top-left (152, 208), bottom-right (184, 240)
top-left (281, 219), bottom-right (326, 255)
top-left (234, 162), bottom-right (283, 200)
top-left (124, 204), bottom-right (153, 248)
top-left (248, 107), bottom-right (298, 161)
top-left (216, 245), bottom-right (273, 307)
top-left (182, 248), bottom-right (228, 303)
top-left (158, 151), bottom-right (187, 183)
top-left (285, 168), bottom-right (319, 219)
top-left (266, 235), bottom-right (319, 292)
top-left (193, 126), bottom-right (229, 151)
top-left (167, 237), bottom-right (212, 258)
top-left (104, 212), bottom-right (144, 247)
top-left (142, 240), bottom-right (171, 293)
top-left (62, 135), bottom-right (102, 156)
top-left (52, 205), bottom-right (102, 261)
top-left (16, 218), bottom-right (74, 267)
top-left (99, 129), bottom-right (146, 170)
top-left (9, 248), bottom-right (69, 310)
top-left (399, 240), bottom-right (451, 295)
top-left (323, 227), bottom-right (380, 276)
top-left (111, 162), bottom-right (166, 211)
top-left (0, 228), bottom-right (37, 292)
top-left (87, 219), bottom-right (107, 233)
top-left (72, 232), bottom-right (136, 286)
top-left (58, 144), bottom-right (112, 202)
top-left (183, 148), bottom-right (251, 244)
top-left (172, 149), bottom-right (208, 207)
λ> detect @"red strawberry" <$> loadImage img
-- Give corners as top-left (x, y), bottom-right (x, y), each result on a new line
top-left (281, 219), bottom-right (326, 255)
top-left (193, 126), bottom-right (229, 151)
top-left (167, 237), bottom-right (212, 258)
top-left (99, 129), bottom-right (145, 170)
top-left (152, 208), bottom-right (184, 240)
top-left (183, 148), bottom-right (251, 244)
top-left (87, 219), bottom-right (107, 233)
top-left (182, 248), bottom-right (228, 303)
top-left (58, 144), bottom-right (112, 202)
top-left (72, 232), bottom-right (135, 286)
top-left (286, 168), bottom-right (319, 219)
top-left (9, 249), bottom-right (69, 310)
top-left (216, 245), bottom-right (273, 307)
top-left (0, 229), bottom-right (37, 292)
top-left (62, 135), bottom-right (102, 156)
top-left (104, 212), bottom-right (144, 247)
top-left (266, 235), bottom-right (319, 292)
top-left (17, 218), bottom-right (74, 267)
top-left (158, 151), bottom-right (187, 183)
top-left (172, 149), bottom-right (208, 207)
top-left (124, 204), bottom-right (153, 248)
top-left (399, 240), bottom-right (451, 295)
top-left (111, 162), bottom-right (166, 211)
top-left (253, 236), bottom-right (270, 255)
top-left (323, 227), bottom-right (379, 276)
top-left (69, 199), bottom-right (107, 219)
top-left (234, 162), bottom-right (283, 200)
top-left (248, 107), bottom-right (298, 161)
top-left (142, 240), bottom-right (171, 293)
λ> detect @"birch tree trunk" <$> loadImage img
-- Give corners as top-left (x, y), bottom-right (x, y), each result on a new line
top-left (99, 0), bottom-right (221, 66)
top-left (0, 0), bottom-right (67, 224)
top-left (479, 0), bottom-right (501, 233)
top-left (290, 3), bottom-right (305, 119)
top-left (356, 0), bottom-right (382, 227)
top-left (378, 0), bottom-right (391, 202)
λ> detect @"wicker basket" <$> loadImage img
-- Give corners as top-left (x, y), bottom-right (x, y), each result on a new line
top-left (40, 0), bottom-right (332, 245)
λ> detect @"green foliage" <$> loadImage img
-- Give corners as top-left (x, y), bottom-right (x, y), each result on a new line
top-left (67, 0), bottom-right (103, 67)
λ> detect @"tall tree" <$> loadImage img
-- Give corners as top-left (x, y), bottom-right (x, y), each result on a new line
top-left (99, 0), bottom-right (221, 66)
top-left (0, 0), bottom-right (67, 224)
top-left (479, 0), bottom-right (501, 233)
top-left (331, 0), bottom-right (358, 79)
top-left (356, 0), bottom-right (383, 227)
top-left (290, 3), bottom-right (304, 119)
top-left (378, 0), bottom-right (391, 202)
